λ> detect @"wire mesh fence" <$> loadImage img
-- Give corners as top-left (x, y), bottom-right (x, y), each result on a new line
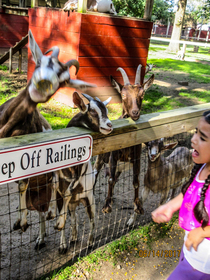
top-left (0, 129), bottom-right (194, 280)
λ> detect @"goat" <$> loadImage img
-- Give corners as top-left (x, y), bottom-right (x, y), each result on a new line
top-left (93, 64), bottom-right (154, 226)
top-left (27, 91), bottom-right (112, 252)
top-left (55, 91), bottom-right (112, 253)
top-left (63, 0), bottom-right (117, 14)
top-left (1, 29), bottom-right (95, 233)
top-left (142, 138), bottom-right (193, 207)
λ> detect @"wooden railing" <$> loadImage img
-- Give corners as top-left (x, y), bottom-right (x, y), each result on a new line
top-left (0, 103), bottom-right (209, 156)
top-left (0, 33), bottom-right (28, 73)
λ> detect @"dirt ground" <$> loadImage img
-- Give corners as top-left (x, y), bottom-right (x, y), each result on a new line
top-left (0, 47), bottom-right (207, 280)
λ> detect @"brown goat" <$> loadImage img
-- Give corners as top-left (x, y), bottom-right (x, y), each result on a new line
top-left (94, 64), bottom-right (154, 225)
top-left (0, 29), bottom-right (95, 233)
top-left (143, 138), bottom-right (193, 206)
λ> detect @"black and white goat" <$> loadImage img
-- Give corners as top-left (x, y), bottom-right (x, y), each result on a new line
top-left (32, 91), bottom-right (112, 253)
top-left (142, 138), bottom-right (193, 206)
top-left (94, 64), bottom-right (154, 226)
top-left (2, 29), bottom-right (95, 233)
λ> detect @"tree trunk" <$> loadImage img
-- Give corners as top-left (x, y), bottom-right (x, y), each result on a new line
top-left (143, 0), bottom-right (154, 21)
top-left (167, 0), bottom-right (187, 53)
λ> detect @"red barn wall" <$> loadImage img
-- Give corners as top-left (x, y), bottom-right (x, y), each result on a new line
top-left (0, 9), bottom-right (29, 48)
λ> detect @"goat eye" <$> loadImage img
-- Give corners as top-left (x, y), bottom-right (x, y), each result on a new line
top-left (90, 109), bottom-right (97, 117)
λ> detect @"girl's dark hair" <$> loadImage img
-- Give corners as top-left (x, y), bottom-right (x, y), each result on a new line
top-left (181, 110), bottom-right (210, 228)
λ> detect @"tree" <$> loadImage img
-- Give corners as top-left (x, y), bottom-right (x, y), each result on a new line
top-left (167, 0), bottom-right (187, 53)
top-left (151, 0), bottom-right (174, 24)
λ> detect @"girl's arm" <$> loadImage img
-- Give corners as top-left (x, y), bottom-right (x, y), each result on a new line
top-left (151, 193), bottom-right (183, 223)
top-left (185, 226), bottom-right (210, 251)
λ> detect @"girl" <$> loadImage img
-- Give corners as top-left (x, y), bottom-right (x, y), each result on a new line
top-left (152, 110), bottom-right (210, 280)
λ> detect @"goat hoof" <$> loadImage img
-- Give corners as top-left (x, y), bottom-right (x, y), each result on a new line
top-left (35, 242), bottom-right (46, 251)
top-left (21, 223), bottom-right (29, 232)
top-left (135, 207), bottom-right (144, 215)
top-left (102, 206), bottom-right (112, 213)
top-left (46, 211), bottom-right (55, 220)
top-left (13, 220), bottom-right (21, 231)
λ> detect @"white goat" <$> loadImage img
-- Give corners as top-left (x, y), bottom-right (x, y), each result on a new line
top-left (142, 138), bottom-right (193, 207)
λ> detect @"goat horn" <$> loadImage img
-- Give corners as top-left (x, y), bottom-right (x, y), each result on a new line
top-left (134, 64), bottom-right (142, 85)
top-left (117, 67), bottom-right (130, 85)
top-left (81, 93), bottom-right (94, 102)
top-left (95, 97), bottom-right (101, 102)
top-left (103, 96), bottom-right (112, 106)
top-left (65, 59), bottom-right (80, 75)
top-left (44, 46), bottom-right (60, 58)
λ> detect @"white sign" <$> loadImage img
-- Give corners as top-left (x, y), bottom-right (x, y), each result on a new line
top-left (0, 135), bottom-right (92, 185)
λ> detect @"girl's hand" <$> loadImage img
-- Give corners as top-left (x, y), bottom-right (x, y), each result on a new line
top-left (152, 193), bottom-right (183, 224)
top-left (151, 204), bottom-right (173, 223)
top-left (185, 227), bottom-right (205, 251)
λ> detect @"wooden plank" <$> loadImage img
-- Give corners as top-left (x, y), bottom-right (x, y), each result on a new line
top-left (80, 24), bottom-right (152, 38)
top-left (0, 103), bottom-right (208, 156)
top-left (76, 66), bottom-right (147, 78)
top-left (82, 13), bottom-right (153, 29)
top-left (79, 45), bottom-right (149, 58)
top-left (79, 34), bottom-right (150, 48)
top-left (78, 57), bottom-right (147, 68)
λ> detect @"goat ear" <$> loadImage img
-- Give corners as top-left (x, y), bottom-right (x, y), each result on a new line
top-left (73, 92), bottom-right (88, 113)
top-left (110, 76), bottom-right (123, 94)
top-left (163, 141), bottom-right (178, 151)
top-left (28, 29), bottom-right (43, 65)
top-left (142, 74), bottom-right (155, 91)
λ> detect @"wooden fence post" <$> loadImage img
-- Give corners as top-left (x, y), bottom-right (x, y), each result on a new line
top-left (18, 48), bottom-right (22, 73)
top-left (9, 48), bottom-right (12, 74)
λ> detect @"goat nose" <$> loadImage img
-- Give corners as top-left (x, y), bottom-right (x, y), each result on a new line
top-left (132, 110), bottom-right (139, 116)
top-left (107, 122), bottom-right (112, 128)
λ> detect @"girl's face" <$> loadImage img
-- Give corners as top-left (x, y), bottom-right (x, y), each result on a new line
top-left (191, 117), bottom-right (210, 165)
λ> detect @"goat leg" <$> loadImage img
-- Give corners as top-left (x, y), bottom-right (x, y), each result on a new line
top-left (132, 144), bottom-right (144, 215)
top-left (81, 194), bottom-right (95, 246)
top-left (93, 152), bottom-right (110, 187)
top-left (35, 212), bottom-right (46, 250)
top-left (13, 179), bottom-right (29, 232)
top-left (46, 171), bottom-right (59, 220)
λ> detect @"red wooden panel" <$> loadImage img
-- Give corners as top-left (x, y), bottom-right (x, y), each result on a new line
top-left (0, 14), bottom-right (29, 25)
top-left (81, 13), bottom-right (153, 30)
top-left (78, 57), bottom-right (147, 68)
top-left (77, 70), bottom-right (147, 86)
top-left (29, 15), bottom-right (53, 29)
top-left (79, 45), bottom-right (149, 58)
top-left (0, 31), bottom-right (26, 42)
top-left (79, 34), bottom-right (150, 49)
top-left (80, 23), bottom-right (152, 38)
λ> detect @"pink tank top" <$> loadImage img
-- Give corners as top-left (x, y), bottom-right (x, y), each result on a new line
top-left (179, 164), bottom-right (210, 240)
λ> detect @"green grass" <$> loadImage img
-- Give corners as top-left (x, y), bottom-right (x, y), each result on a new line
top-left (142, 89), bottom-right (185, 113)
top-left (147, 58), bottom-right (210, 84)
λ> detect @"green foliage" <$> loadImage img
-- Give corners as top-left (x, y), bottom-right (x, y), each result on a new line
top-left (0, 65), bottom-right (8, 71)
top-left (112, 0), bottom-right (145, 18)
top-left (152, 0), bottom-right (174, 23)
